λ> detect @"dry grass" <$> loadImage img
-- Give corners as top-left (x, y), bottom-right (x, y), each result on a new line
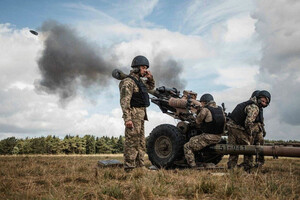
top-left (0, 155), bottom-right (299, 200)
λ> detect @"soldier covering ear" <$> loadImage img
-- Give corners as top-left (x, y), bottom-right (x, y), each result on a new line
top-left (119, 55), bottom-right (155, 172)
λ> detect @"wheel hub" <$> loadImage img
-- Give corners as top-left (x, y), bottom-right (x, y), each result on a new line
top-left (154, 136), bottom-right (172, 158)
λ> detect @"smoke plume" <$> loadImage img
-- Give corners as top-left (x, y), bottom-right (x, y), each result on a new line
top-left (151, 53), bottom-right (186, 90)
top-left (35, 20), bottom-right (116, 103)
top-left (254, 0), bottom-right (300, 125)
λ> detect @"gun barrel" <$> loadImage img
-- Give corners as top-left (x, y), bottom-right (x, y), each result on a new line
top-left (209, 144), bottom-right (300, 158)
top-left (148, 89), bottom-right (160, 97)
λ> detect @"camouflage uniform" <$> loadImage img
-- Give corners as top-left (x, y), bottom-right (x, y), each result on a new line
top-left (119, 71), bottom-right (155, 171)
top-left (251, 122), bottom-right (265, 166)
top-left (184, 102), bottom-right (225, 167)
top-left (227, 98), bottom-right (261, 170)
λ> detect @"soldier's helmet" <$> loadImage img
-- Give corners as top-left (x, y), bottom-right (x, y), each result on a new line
top-left (131, 55), bottom-right (149, 68)
top-left (200, 93), bottom-right (214, 103)
top-left (257, 90), bottom-right (271, 106)
top-left (251, 90), bottom-right (260, 98)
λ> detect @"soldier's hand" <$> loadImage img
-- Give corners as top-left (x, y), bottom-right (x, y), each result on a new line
top-left (125, 120), bottom-right (134, 129)
top-left (145, 70), bottom-right (152, 79)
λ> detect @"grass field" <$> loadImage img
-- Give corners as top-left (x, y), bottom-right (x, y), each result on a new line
top-left (0, 155), bottom-right (299, 200)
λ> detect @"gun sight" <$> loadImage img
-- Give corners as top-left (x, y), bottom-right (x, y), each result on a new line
top-left (156, 86), bottom-right (180, 97)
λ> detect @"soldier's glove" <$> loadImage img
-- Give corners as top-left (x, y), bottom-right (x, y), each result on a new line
top-left (262, 124), bottom-right (266, 137)
top-left (195, 106), bottom-right (201, 114)
top-left (263, 130), bottom-right (266, 137)
top-left (188, 114), bottom-right (196, 123)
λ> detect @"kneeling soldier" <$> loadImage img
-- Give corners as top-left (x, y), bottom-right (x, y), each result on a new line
top-left (184, 94), bottom-right (226, 168)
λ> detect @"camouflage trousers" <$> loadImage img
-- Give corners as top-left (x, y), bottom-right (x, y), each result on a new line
top-left (251, 131), bottom-right (265, 166)
top-left (124, 119), bottom-right (146, 170)
top-left (227, 126), bottom-right (252, 170)
top-left (184, 134), bottom-right (221, 167)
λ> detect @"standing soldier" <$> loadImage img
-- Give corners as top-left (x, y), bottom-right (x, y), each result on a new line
top-left (119, 55), bottom-right (155, 172)
top-left (227, 90), bottom-right (271, 172)
top-left (184, 94), bottom-right (226, 168)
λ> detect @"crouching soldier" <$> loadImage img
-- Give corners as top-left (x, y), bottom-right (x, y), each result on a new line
top-left (227, 90), bottom-right (271, 171)
top-left (184, 94), bottom-right (226, 168)
top-left (250, 90), bottom-right (267, 167)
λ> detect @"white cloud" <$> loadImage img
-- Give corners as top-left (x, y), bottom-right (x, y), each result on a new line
top-left (214, 65), bottom-right (259, 88)
top-left (224, 15), bottom-right (256, 42)
top-left (254, 0), bottom-right (300, 127)
top-left (7, 82), bottom-right (34, 91)
top-left (0, 24), bottom-right (41, 89)
top-left (69, 2), bottom-right (213, 65)
top-left (112, 28), bottom-right (212, 64)
top-left (181, 0), bottom-right (254, 34)
top-left (65, 0), bottom-right (159, 26)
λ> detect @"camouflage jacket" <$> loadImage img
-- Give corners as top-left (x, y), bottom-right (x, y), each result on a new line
top-left (196, 102), bottom-right (216, 124)
top-left (227, 97), bottom-right (262, 134)
top-left (119, 71), bottom-right (155, 123)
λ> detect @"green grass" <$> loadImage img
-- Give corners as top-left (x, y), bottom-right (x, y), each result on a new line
top-left (0, 155), bottom-right (299, 199)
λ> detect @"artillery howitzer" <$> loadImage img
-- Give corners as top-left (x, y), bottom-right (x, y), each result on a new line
top-left (112, 69), bottom-right (300, 169)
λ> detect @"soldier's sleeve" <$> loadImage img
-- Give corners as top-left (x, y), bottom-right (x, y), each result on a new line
top-left (119, 79), bottom-right (134, 122)
top-left (196, 108), bottom-right (209, 124)
top-left (222, 109), bottom-right (226, 133)
top-left (244, 104), bottom-right (260, 133)
top-left (145, 76), bottom-right (155, 90)
top-left (260, 123), bottom-right (266, 137)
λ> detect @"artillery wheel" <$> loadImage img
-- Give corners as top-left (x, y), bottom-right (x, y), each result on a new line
top-left (195, 138), bottom-right (227, 165)
top-left (147, 124), bottom-right (185, 168)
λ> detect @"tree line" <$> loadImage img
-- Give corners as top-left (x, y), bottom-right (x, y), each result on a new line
top-left (0, 135), bottom-right (298, 155)
top-left (0, 135), bottom-right (124, 155)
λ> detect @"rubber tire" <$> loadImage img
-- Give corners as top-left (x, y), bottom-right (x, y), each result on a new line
top-left (147, 124), bottom-right (186, 168)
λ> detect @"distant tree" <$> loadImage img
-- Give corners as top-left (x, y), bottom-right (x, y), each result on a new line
top-left (84, 135), bottom-right (96, 154)
top-left (12, 146), bottom-right (19, 155)
top-left (45, 135), bottom-right (62, 154)
top-left (115, 136), bottom-right (124, 153)
top-left (0, 137), bottom-right (17, 154)
top-left (30, 137), bottom-right (46, 154)
top-left (96, 137), bottom-right (112, 154)
top-left (62, 136), bottom-right (74, 154)
top-left (75, 135), bottom-right (86, 154)
top-left (19, 138), bottom-right (33, 154)
top-left (14, 139), bottom-right (25, 154)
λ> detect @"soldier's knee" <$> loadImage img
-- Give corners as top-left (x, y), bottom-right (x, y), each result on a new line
top-left (184, 142), bottom-right (189, 150)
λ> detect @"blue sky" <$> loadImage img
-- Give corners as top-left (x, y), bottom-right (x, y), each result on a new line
top-left (1, 0), bottom-right (300, 140)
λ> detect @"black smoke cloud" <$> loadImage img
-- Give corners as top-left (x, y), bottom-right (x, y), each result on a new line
top-left (253, 0), bottom-right (300, 125)
top-left (35, 20), bottom-right (186, 104)
top-left (151, 53), bottom-right (186, 91)
top-left (35, 20), bottom-right (116, 103)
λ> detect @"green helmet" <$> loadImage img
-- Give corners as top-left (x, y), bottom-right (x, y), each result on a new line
top-left (131, 55), bottom-right (149, 68)
top-left (200, 93), bottom-right (214, 103)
